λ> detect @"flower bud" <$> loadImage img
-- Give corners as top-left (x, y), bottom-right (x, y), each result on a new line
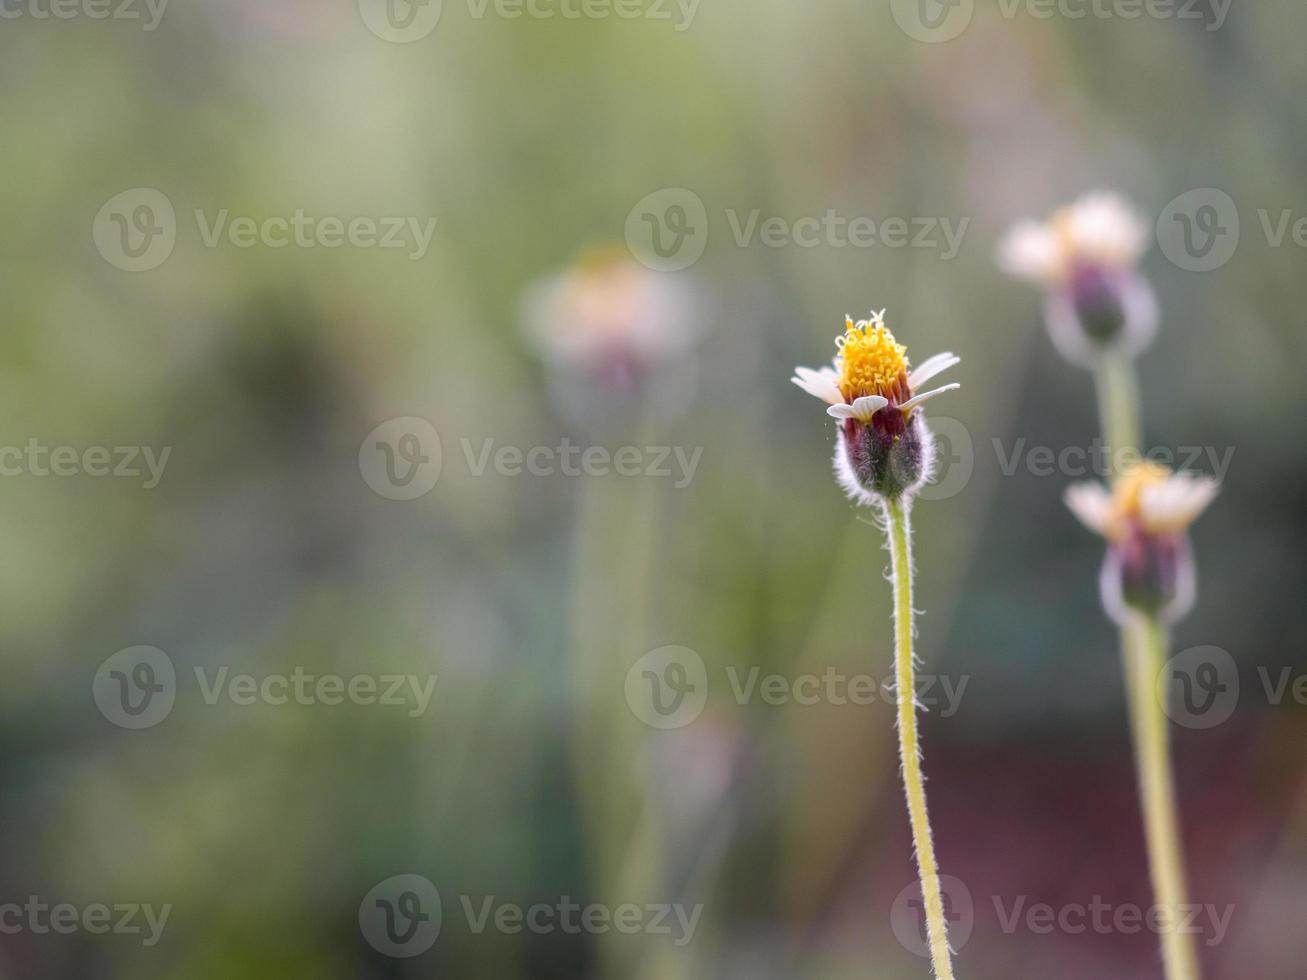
top-left (1099, 527), bottom-right (1196, 625)
top-left (792, 311), bottom-right (960, 505)
top-left (1065, 463), bottom-right (1219, 626)
top-left (999, 192), bottom-right (1157, 367)
top-left (837, 404), bottom-right (933, 501)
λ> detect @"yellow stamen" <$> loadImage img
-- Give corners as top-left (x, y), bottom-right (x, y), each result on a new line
top-left (1113, 461), bottom-right (1171, 519)
top-left (836, 313), bottom-right (909, 401)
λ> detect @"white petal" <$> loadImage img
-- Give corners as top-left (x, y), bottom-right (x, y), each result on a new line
top-left (1140, 474), bottom-right (1220, 534)
top-left (898, 383), bottom-right (960, 414)
top-left (791, 366), bottom-right (843, 405)
top-left (997, 220), bottom-right (1064, 285)
top-left (851, 395), bottom-right (889, 422)
top-left (1066, 191), bottom-right (1150, 268)
top-left (908, 352), bottom-right (960, 390)
top-left (826, 404), bottom-right (857, 420)
top-left (1064, 483), bottom-right (1114, 537)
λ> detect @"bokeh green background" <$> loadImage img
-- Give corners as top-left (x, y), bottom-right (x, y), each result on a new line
top-left (1, 1), bottom-right (1305, 977)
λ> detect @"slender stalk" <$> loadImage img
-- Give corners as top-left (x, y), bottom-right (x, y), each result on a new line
top-left (884, 496), bottom-right (955, 980)
top-left (1094, 356), bottom-right (1200, 980)
top-left (1124, 614), bottom-right (1200, 980)
top-left (1093, 353), bottom-right (1142, 477)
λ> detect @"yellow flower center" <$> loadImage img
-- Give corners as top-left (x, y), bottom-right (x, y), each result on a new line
top-left (837, 314), bottom-right (909, 401)
top-left (1112, 461), bottom-right (1171, 519)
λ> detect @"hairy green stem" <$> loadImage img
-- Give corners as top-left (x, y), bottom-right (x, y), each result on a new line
top-left (884, 496), bottom-right (956, 980)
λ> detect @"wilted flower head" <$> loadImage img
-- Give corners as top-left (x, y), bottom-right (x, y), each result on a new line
top-left (998, 192), bottom-right (1157, 366)
top-left (792, 310), bottom-right (959, 503)
top-left (523, 245), bottom-right (697, 387)
top-left (1065, 462), bottom-right (1220, 624)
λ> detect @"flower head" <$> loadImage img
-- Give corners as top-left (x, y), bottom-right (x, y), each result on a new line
top-left (792, 310), bottom-right (959, 502)
top-left (522, 245), bottom-right (699, 425)
top-left (523, 245), bottom-right (698, 386)
top-left (998, 192), bottom-right (1157, 366)
top-left (1065, 462), bottom-right (1220, 623)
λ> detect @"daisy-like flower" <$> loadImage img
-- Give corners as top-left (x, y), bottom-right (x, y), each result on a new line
top-left (1065, 461), bottom-right (1220, 624)
top-left (523, 245), bottom-right (697, 388)
top-left (792, 310), bottom-right (959, 502)
top-left (998, 192), bottom-right (1158, 366)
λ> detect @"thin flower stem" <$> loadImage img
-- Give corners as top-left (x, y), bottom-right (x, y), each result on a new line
top-left (1095, 357), bottom-right (1200, 980)
top-left (1094, 353), bottom-right (1142, 477)
top-left (884, 496), bottom-right (956, 980)
top-left (1125, 614), bottom-right (1200, 980)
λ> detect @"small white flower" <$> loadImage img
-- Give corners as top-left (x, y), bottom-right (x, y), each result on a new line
top-left (522, 245), bottom-right (698, 374)
top-left (1138, 471), bottom-right (1221, 535)
top-left (1065, 462), bottom-right (1219, 625)
top-left (999, 192), bottom-right (1157, 367)
top-left (1064, 462), bottom-right (1219, 542)
top-left (1064, 481), bottom-right (1115, 538)
top-left (792, 310), bottom-right (960, 502)
top-left (998, 191), bottom-right (1151, 288)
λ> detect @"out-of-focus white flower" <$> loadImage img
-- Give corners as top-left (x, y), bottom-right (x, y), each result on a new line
top-left (1065, 461), bottom-right (1220, 624)
top-left (999, 192), bottom-right (1157, 366)
top-left (523, 245), bottom-right (698, 389)
top-left (792, 310), bottom-right (959, 503)
top-left (999, 192), bottom-right (1150, 286)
